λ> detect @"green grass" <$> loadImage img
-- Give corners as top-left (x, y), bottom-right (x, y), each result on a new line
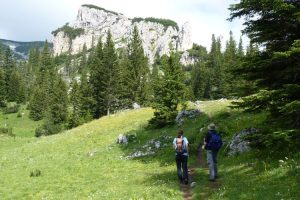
top-left (189, 100), bottom-right (300, 200)
top-left (0, 100), bottom-right (299, 199)
top-left (0, 108), bottom-right (182, 199)
top-left (0, 104), bottom-right (43, 137)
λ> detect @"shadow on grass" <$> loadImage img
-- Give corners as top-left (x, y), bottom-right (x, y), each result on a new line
top-left (214, 152), bottom-right (300, 200)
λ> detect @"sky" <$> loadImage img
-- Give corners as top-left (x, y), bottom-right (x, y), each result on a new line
top-left (0, 0), bottom-right (246, 50)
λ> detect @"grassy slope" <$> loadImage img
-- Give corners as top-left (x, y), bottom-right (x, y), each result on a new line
top-left (0, 108), bottom-right (182, 199)
top-left (0, 101), bottom-right (299, 199)
top-left (191, 101), bottom-right (300, 200)
top-left (0, 105), bottom-right (43, 137)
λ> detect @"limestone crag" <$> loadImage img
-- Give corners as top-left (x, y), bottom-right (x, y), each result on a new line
top-left (52, 5), bottom-right (193, 64)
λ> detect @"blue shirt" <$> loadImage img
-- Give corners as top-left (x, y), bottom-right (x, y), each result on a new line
top-left (173, 136), bottom-right (189, 156)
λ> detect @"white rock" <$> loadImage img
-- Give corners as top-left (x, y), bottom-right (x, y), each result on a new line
top-left (132, 102), bottom-right (141, 109)
top-left (52, 5), bottom-right (193, 64)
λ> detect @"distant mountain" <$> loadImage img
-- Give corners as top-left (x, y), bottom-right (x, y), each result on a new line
top-left (52, 4), bottom-right (193, 64)
top-left (0, 39), bottom-right (53, 60)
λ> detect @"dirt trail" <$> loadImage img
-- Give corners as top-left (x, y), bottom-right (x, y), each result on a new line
top-left (180, 144), bottom-right (219, 200)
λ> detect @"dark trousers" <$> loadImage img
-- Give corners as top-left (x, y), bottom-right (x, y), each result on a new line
top-left (176, 154), bottom-right (188, 182)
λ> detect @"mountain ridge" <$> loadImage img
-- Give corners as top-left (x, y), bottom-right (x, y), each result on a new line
top-left (52, 4), bottom-right (194, 64)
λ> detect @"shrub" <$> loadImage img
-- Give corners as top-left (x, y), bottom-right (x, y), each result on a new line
top-left (30, 169), bottom-right (41, 177)
top-left (35, 122), bottom-right (62, 137)
top-left (82, 4), bottom-right (119, 15)
top-left (52, 23), bottom-right (84, 39)
top-left (132, 17), bottom-right (179, 31)
top-left (3, 104), bottom-right (20, 114)
top-left (0, 127), bottom-right (14, 137)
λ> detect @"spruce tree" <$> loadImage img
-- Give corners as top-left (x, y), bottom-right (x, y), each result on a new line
top-left (229, 0), bottom-right (300, 149)
top-left (49, 76), bottom-right (68, 124)
top-left (0, 68), bottom-right (5, 106)
top-left (102, 30), bottom-right (120, 115)
top-left (89, 38), bottom-right (105, 118)
top-left (150, 53), bottom-right (185, 127)
top-left (205, 34), bottom-right (223, 99)
top-left (79, 44), bottom-right (88, 74)
top-left (7, 69), bottom-right (26, 103)
top-left (128, 26), bottom-right (149, 105)
top-left (79, 72), bottom-right (94, 121)
top-left (223, 31), bottom-right (238, 96)
top-left (29, 41), bottom-right (53, 120)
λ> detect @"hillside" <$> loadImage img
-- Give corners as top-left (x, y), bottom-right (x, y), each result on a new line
top-left (0, 39), bottom-right (52, 59)
top-left (0, 101), bottom-right (299, 199)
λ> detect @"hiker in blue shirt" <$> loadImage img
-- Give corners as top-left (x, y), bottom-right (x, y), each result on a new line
top-left (173, 130), bottom-right (189, 185)
top-left (203, 123), bottom-right (223, 182)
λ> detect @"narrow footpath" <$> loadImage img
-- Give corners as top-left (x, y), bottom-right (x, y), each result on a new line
top-left (180, 144), bottom-right (219, 200)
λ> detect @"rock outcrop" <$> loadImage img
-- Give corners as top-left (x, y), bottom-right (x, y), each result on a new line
top-left (52, 5), bottom-right (193, 64)
top-left (227, 128), bottom-right (259, 156)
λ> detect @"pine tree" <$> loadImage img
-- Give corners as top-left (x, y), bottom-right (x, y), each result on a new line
top-left (2, 47), bottom-right (15, 100)
top-left (150, 53), bottom-right (185, 127)
top-left (40, 40), bottom-right (52, 71)
top-left (29, 86), bottom-right (45, 120)
top-left (79, 72), bottom-right (94, 121)
top-left (189, 44), bottom-right (209, 99)
top-left (49, 76), bottom-right (68, 124)
top-left (79, 44), bottom-right (88, 74)
top-left (7, 69), bottom-right (26, 103)
top-left (128, 26), bottom-right (149, 105)
top-left (89, 38), bottom-right (105, 118)
top-left (205, 34), bottom-right (223, 99)
top-left (0, 68), bottom-right (5, 106)
top-left (29, 41), bottom-right (54, 120)
top-left (223, 31), bottom-right (238, 96)
top-left (102, 30), bottom-right (120, 115)
top-left (229, 0), bottom-right (300, 149)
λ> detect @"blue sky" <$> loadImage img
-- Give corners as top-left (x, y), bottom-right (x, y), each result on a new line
top-left (0, 0), bottom-right (246, 50)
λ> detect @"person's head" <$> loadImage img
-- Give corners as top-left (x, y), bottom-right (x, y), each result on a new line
top-left (177, 130), bottom-right (183, 138)
top-left (207, 123), bottom-right (216, 131)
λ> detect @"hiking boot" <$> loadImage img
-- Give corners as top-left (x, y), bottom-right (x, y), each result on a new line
top-left (209, 179), bottom-right (215, 182)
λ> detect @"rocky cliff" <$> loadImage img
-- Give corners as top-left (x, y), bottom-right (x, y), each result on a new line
top-left (52, 5), bottom-right (193, 64)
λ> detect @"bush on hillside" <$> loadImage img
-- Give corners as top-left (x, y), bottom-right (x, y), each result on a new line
top-left (35, 122), bottom-right (62, 137)
top-left (3, 104), bottom-right (20, 114)
top-left (245, 129), bottom-right (300, 152)
top-left (0, 127), bottom-right (14, 136)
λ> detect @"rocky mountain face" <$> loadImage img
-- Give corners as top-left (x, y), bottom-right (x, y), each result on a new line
top-left (52, 5), bottom-right (194, 64)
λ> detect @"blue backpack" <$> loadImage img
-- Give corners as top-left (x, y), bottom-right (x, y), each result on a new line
top-left (207, 131), bottom-right (223, 150)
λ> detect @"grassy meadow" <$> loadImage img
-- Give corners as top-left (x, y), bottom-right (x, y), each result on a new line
top-left (0, 101), bottom-right (299, 199)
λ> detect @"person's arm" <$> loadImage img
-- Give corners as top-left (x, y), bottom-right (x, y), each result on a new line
top-left (184, 137), bottom-right (189, 153)
top-left (173, 138), bottom-right (177, 150)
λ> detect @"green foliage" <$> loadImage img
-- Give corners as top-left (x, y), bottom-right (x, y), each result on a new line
top-left (29, 169), bottom-right (41, 177)
top-left (127, 26), bottom-right (150, 105)
top-left (3, 104), bottom-right (20, 114)
top-left (132, 17), bottom-right (179, 31)
top-left (89, 38), bottom-right (105, 118)
top-left (245, 129), bottom-right (300, 152)
top-left (150, 53), bottom-right (186, 127)
top-left (187, 43), bottom-right (208, 59)
top-left (7, 69), bottom-right (26, 103)
top-left (82, 4), bottom-right (119, 15)
top-left (49, 76), bottom-right (68, 125)
top-left (0, 127), bottom-right (12, 135)
top-left (0, 68), bottom-right (5, 106)
top-left (35, 121), bottom-right (62, 137)
top-left (52, 23), bottom-right (84, 39)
